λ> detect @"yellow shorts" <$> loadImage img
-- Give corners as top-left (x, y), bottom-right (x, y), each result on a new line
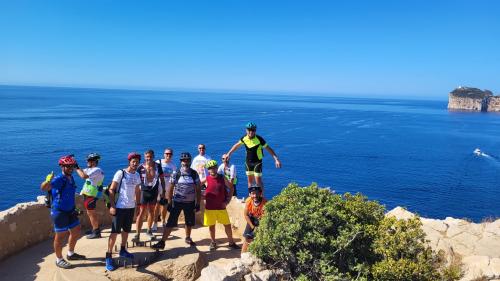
top-left (204, 209), bottom-right (231, 226)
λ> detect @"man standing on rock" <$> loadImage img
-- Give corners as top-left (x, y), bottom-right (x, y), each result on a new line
top-left (226, 122), bottom-right (281, 193)
top-left (105, 152), bottom-right (142, 271)
top-left (204, 160), bottom-right (239, 251)
top-left (40, 155), bottom-right (87, 269)
top-left (75, 153), bottom-right (104, 239)
top-left (152, 152), bottom-right (202, 249)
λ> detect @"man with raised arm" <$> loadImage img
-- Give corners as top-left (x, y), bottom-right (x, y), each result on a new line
top-left (40, 155), bottom-right (87, 269)
top-left (226, 122), bottom-right (281, 193)
top-left (76, 153), bottom-right (104, 239)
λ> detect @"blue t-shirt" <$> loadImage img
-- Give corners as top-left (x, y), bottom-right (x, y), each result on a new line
top-left (50, 174), bottom-right (77, 212)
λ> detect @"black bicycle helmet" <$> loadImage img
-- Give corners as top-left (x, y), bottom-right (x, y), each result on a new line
top-left (248, 184), bottom-right (262, 193)
top-left (86, 152), bottom-right (101, 161)
top-left (180, 152), bottom-right (192, 161)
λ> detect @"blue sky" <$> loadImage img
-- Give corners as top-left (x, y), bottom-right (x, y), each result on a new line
top-left (1, 1), bottom-right (499, 98)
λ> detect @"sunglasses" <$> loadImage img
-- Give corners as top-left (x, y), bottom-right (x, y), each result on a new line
top-left (198, 147), bottom-right (205, 150)
top-left (164, 152), bottom-right (172, 155)
top-left (62, 165), bottom-right (75, 168)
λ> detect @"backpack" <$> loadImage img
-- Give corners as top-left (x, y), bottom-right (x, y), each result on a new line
top-left (103, 169), bottom-right (125, 208)
top-left (173, 168), bottom-right (198, 185)
top-left (44, 176), bottom-right (69, 208)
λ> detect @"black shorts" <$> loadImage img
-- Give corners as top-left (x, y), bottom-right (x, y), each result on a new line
top-left (140, 189), bottom-right (158, 205)
top-left (111, 208), bottom-right (135, 233)
top-left (245, 161), bottom-right (263, 176)
top-left (243, 216), bottom-right (259, 239)
top-left (165, 201), bottom-right (195, 227)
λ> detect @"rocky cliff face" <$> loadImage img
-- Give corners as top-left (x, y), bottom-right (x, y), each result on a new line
top-left (487, 96), bottom-right (500, 112)
top-left (448, 87), bottom-right (493, 111)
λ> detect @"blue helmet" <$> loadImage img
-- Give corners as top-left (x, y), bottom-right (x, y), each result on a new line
top-left (246, 122), bottom-right (257, 130)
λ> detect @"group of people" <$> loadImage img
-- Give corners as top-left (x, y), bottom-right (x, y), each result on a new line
top-left (40, 122), bottom-right (279, 271)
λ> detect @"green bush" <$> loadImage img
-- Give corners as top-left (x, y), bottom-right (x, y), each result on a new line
top-left (250, 183), bottom-right (462, 281)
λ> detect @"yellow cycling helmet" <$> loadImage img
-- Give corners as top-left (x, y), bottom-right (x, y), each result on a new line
top-left (205, 160), bottom-right (218, 169)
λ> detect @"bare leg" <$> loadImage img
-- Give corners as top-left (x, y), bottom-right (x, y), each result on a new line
top-left (247, 175), bottom-right (255, 188)
top-left (135, 206), bottom-right (145, 236)
top-left (185, 225), bottom-right (192, 238)
top-left (107, 233), bottom-right (118, 253)
top-left (67, 225), bottom-right (81, 252)
top-left (54, 232), bottom-right (69, 259)
top-left (159, 227), bottom-right (173, 242)
top-left (255, 176), bottom-right (264, 194)
top-left (146, 204), bottom-right (155, 230)
top-left (87, 209), bottom-right (99, 230)
top-left (209, 225), bottom-right (216, 242)
top-left (152, 203), bottom-right (161, 226)
top-left (161, 205), bottom-right (167, 225)
top-left (242, 238), bottom-right (252, 253)
top-left (223, 224), bottom-right (235, 244)
top-left (120, 232), bottom-right (129, 247)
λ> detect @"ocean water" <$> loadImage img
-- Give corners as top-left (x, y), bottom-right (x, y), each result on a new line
top-left (0, 85), bottom-right (499, 221)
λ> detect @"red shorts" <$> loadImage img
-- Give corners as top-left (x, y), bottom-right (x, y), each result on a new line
top-left (83, 196), bottom-right (97, 210)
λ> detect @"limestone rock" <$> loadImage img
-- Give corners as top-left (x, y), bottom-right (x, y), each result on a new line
top-left (448, 86), bottom-right (493, 111)
top-left (225, 259), bottom-right (251, 280)
top-left (244, 270), bottom-right (277, 281)
top-left (385, 206), bottom-right (415, 220)
top-left (487, 96), bottom-right (500, 112)
top-left (199, 264), bottom-right (230, 281)
top-left (107, 252), bottom-right (207, 281)
top-left (387, 207), bottom-right (500, 281)
top-left (240, 252), bottom-right (266, 272)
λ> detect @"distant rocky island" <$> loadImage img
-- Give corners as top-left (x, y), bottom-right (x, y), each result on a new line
top-left (448, 86), bottom-right (500, 112)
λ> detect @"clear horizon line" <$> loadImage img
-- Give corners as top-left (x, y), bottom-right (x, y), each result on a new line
top-left (0, 82), bottom-right (448, 101)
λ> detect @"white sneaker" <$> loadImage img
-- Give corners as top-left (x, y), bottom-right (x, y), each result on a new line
top-left (152, 223), bottom-right (158, 232)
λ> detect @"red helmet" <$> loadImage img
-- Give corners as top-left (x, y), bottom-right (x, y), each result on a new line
top-left (58, 155), bottom-right (76, 166)
top-left (127, 152), bottom-right (141, 161)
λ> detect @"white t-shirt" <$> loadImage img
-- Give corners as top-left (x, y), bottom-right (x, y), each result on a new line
top-left (191, 154), bottom-right (211, 182)
top-left (83, 167), bottom-right (104, 187)
top-left (217, 163), bottom-right (236, 183)
top-left (156, 159), bottom-right (177, 199)
top-left (112, 169), bottom-right (141, 209)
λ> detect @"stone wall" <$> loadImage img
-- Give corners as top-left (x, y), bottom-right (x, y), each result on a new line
top-left (0, 195), bottom-right (112, 261)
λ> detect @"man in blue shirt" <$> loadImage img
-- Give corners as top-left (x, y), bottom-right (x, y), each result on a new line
top-left (41, 155), bottom-right (86, 269)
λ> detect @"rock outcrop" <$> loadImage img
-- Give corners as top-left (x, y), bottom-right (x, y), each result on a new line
top-left (448, 87), bottom-right (494, 111)
top-left (487, 96), bottom-right (500, 112)
top-left (387, 207), bottom-right (500, 281)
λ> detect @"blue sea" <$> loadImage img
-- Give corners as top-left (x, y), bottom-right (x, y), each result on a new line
top-left (1, 85), bottom-right (499, 221)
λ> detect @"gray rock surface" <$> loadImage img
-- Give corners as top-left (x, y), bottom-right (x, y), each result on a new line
top-left (387, 207), bottom-right (500, 281)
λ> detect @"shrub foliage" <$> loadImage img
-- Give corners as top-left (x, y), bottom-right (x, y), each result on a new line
top-left (250, 183), bottom-right (461, 281)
